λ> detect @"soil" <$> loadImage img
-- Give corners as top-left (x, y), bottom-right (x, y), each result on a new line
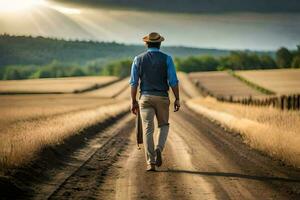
top-left (95, 106), bottom-right (300, 200)
top-left (1, 105), bottom-right (300, 200)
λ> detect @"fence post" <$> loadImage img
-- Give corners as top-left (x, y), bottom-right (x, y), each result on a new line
top-left (266, 98), bottom-right (270, 106)
top-left (277, 96), bottom-right (280, 108)
top-left (248, 95), bottom-right (252, 105)
top-left (287, 96), bottom-right (292, 110)
top-left (280, 95), bottom-right (286, 110)
top-left (272, 97), bottom-right (277, 108)
top-left (229, 95), bottom-right (233, 103)
top-left (292, 95), bottom-right (296, 110)
top-left (262, 98), bottom-right (266, 106)
top-left (296, 94), bottom-right (300, 110)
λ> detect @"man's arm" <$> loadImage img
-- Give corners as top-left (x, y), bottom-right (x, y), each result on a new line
top-left (131, 86), bottom-right (139, 115)
top-left (129, 57), bottom-right (139, 115)
top-left (171, 85), bottom-right (180, 112)
top-left (131, 86), bottom-right (138, 103)
top-left (167, 56), bottom-right (180, 112)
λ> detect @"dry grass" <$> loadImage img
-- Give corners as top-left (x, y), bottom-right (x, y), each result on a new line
top-left (0, 94), bottom-right (118, 128)
top-left (85, 78), bottom-right (129, 98)
top-left (177, 72), bottom-right (201, 99)
top-left (0, 95), bottom-right (129, 168)
top-left (237, 69), bottom-right (300, 95)
top-left (0, 76), bottom-right (118, 94)
top-left (187, 97), bottom-right (300, 168)
top-left (189, 71), bottom-right (263, 97)
top-left (0, 77), bottom-right (134, 170)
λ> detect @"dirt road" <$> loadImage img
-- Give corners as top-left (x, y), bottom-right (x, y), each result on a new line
top-left (3, 75), bottom-right (300, 199)
top-left (39, 105), bottom-right (300, 200)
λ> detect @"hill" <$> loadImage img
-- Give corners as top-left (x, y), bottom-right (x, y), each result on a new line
top-left (0, 34), bottom-right (231, 68)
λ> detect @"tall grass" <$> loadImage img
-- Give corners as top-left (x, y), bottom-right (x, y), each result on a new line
top-left (0, 76), bottom-right (117, 93)
top-left (189, 71), bottom-right (263, 97)
top-left (229, 70), bottom-right (275, 95)
top-left (236, 69), bottom-right (300, 95)
top-left (86, 78), bottom-right (129, 98)
top-left (0, 101), bottom-right (129, 170)
top-left (187, 97), bottom-right (300, 168)
top-left (0, 95), bottom-right (117, 127)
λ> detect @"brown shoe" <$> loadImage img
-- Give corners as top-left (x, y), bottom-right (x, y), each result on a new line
top-left (146, 164), bottom-right (156, 171)
top-left (155, 149), bottom-right (162, 167)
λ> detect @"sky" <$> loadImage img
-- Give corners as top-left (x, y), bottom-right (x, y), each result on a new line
top-left (0, 0), bottom-right (300, 50)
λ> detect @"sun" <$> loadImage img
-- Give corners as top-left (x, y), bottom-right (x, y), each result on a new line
top-left (0, 0), bottom-right (45, 12)
top-left (0, 0), bottom-right (81, 15)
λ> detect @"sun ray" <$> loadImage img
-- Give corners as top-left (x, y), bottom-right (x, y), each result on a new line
top-left (0, 0), bottom-right (45, 12)
top-left (0, 0), bottom-right (81, 15)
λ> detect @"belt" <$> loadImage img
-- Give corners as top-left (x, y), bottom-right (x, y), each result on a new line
top-left (141, 91), bottom-right (168, 97)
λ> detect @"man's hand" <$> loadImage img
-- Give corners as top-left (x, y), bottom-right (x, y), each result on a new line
top-left (131, 100), bottom-right (139, 115)
top-left (174, 99), bottom-right (180, 112)
top-left (171, 85), bottom-right (180, 112)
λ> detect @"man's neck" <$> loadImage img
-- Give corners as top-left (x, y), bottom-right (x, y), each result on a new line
top-left (147, 47), bottom-right (160, 52)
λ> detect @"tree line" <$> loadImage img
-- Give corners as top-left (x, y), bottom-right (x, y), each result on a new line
top-left (0, 34), bottom-right (298, 80)
top-left (1, 46), bottom-right (298, 80)
top-left (0, 34), bottom-right (229, 67)
top-left (175, 46), bottom-right (300, 73)
top-left (0, 59), bottom-right (132, 80)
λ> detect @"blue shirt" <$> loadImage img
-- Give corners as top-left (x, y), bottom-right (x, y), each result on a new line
top-left (129, 48), bottom-right (179, 88)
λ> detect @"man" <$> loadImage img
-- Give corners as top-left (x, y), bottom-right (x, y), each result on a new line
top-left (129, 32), bottom-right (180, 171)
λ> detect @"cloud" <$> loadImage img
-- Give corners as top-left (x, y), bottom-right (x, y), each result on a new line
top-left (52, 0), bottom-right (300, 13)
top-left (1, 1), bottom-right (299, 50)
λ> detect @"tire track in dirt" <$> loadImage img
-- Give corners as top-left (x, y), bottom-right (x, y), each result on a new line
top-left (17, 74), bottom-right (300, 199)
top-left (171, 106), bottom-right (300, 199)
top-left (32, 114), bottom-right (135, 200)
top-left (96, 105), bottom-right (300, 200)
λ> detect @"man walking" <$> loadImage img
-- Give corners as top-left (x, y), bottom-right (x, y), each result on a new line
top-left (129, 32), bottom-right (180, 171)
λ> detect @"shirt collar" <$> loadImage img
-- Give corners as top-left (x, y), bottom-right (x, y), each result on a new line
top-left (147, 47), bottom-right (160, 52)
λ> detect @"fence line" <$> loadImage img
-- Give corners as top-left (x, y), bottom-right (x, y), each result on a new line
top-left (194, 81), bottom-right (300, 111)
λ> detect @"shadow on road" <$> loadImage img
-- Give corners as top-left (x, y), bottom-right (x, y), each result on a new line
top-left (157, 169), bottom-right (300, 183)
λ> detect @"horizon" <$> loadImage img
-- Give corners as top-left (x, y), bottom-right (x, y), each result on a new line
top-left (0, 0), bottom-right (299, 51)
top-left (0, 34), bottom-right (281, 52)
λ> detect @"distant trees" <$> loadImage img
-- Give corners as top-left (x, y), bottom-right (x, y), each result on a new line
top-left (0, 34), bottom-right (134, 68)
top-left (3, 65), bottom-right (37, 80)
top-left (175, 51), bottom-right (276, 73)
top-left (101, 59), bottom-right (132, 78)
top-left (291, 46), bottom-right (300, 68)
top-left (0, 34), bottom-right (299, 80)
top-left (275, 46), bottom-right (300, 68)
top-left (292, 56), bottom-right (300, 68)
top-left (175, 56), bottom-right (219, 72)
top-left (260, 54), bottom-right (276, 68)
top-left (276, 47), bottom-right (293, 68)
top-left (176, 45), bottom-right (299, 73)
top-left (0, 59), bottom-right (132, 80)
top-left (0, 34), bottom-right (228, 69)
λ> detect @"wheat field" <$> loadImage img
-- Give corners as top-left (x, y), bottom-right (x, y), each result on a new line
top-left (189, 71), bottom-right (263, 97)
top-left (0, 76), bottom-right (118, 94)
top-left (187, 97), bottom-right (300, 168)
top-left (0, 94), bottom-right (129, 169)
top-left (0, 77), bottom-right (136, 170)
top-left (85, 78), bottom-right (131, 98)
top-left (0, 94), bottom-right (119, 127)
top-left (237, 69), bottom-right (300, 95)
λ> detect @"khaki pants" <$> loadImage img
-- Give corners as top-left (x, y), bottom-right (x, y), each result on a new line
top-left (139, 95), bottom-right (170, 165)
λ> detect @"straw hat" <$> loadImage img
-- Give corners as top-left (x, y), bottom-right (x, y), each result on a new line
top-left (143, 32), bottom-right (165, 43)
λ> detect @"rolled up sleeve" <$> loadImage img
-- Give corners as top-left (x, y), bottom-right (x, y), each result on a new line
top-left (167, 55), bottom-right (179, 87)
top-left (129, 56), bottom-right (139, 87)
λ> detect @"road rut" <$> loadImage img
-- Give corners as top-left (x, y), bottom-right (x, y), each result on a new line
top-left (95, 105), bottom-right (300, 200)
